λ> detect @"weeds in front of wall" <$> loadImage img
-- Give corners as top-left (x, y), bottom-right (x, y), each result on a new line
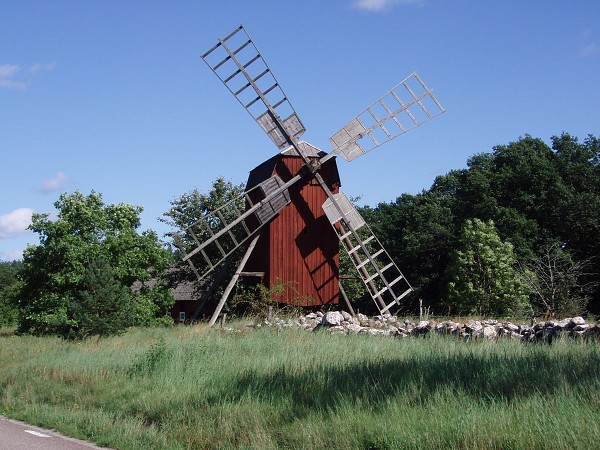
top-left (230, 278), bottom-right (315, 321)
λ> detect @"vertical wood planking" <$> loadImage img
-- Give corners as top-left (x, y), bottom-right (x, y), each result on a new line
top-left (246, 150), bottom-right (340, 306)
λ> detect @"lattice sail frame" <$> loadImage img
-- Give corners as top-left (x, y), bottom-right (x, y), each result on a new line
top-left (323, 193), bottom-right (412, 314)
top-left (329, 72), bottom-right (445, 162)
top-left (201, 25), bottom-right (305, 150)
top-left (175, 175), bottom-right (291, 281)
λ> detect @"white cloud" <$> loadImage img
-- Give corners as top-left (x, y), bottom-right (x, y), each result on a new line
top-left (0, 78), bottom-right (28, 90)
top-left (580, 42), bottom-right (599, 57)
top-left (0, 64), bottom-right (27, 90)
top-left (352, 0), bottom-right (424, 12)
top-left (39, 171), bottom-right (74, 194)
top-left (0, 61), bottom-right (57, 90)
top-left (0, 208), bottom-right (34, 239)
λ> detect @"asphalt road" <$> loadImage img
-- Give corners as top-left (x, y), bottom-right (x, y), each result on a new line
top-left (0, 415), bottom-right (111, 450)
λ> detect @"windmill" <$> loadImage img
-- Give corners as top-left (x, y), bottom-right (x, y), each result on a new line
top-left (175, 25), bottom-right (445, 325)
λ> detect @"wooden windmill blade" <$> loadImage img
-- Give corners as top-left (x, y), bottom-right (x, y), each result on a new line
top-left (322, 192), bottom-right (412, 314)
top-left (323, 72), bottom-right (445, 164)
top-left (175, 174), bottom-right (294, 282)
top-left (201, 25), bottom-right (306, 151)
top-left (188, 23), bottom-right (328, 283)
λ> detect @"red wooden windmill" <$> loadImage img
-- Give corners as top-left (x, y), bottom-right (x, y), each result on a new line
top-left (175, 25), bottom-right (445, 324)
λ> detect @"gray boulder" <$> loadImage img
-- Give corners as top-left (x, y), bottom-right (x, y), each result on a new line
top-left (341, 310), bottom-right (353, 322)
top-left (322, 311), bottom-right (344, 326)
top-left (572, 316), bottom-right (587, 326)
top-left (465, 320), bottom-right (483, 333)
top-left (356, 313), bottom-right (370, 326)
top-left (476, 326), bottom-right (497, 339)
top-left (346, 323), bottom-right (364, 334)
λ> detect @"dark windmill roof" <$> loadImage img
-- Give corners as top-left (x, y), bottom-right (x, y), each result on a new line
top-left (246, 141), bottom-right (328, 189)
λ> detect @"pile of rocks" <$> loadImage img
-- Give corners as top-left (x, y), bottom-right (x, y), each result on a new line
top-left (259, 311), bottom-right (600, 342)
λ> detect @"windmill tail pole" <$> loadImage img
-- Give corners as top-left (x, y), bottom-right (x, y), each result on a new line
top-left (209, 234), bottom-right (260, 327)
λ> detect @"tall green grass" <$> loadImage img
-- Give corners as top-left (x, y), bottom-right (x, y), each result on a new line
top-left (1, 323), bottom-right (599, 449)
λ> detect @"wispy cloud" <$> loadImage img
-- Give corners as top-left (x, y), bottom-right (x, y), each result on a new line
top-left (580, 42), bottom-right (599, 57)
top-left (579, 29), bottom-right (599, 57)
top-left (28, 61), bottom-right (58, 73)
top-left (0, 61), bottom-right (57, 90)
top-left (0, 64), bottom-right (27, 90)
top-left (352, 0), bottom-right (424, 12)
top-left (0, 65), bottom-right (20, 78)
top-left (0, 208), bottom-right (34, 239)
top-left (39, 171), bottom-right (74, 194)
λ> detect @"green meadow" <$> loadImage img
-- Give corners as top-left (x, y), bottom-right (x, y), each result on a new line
top-left (1, 324), bottom-right (599, 449)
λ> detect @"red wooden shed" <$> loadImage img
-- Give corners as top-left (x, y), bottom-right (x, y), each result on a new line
top-left (245, 142), bottom-right (341, 307)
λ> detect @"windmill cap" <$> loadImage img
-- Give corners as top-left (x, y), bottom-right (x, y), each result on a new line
top-left (280, 141), bottom-right (327, 158)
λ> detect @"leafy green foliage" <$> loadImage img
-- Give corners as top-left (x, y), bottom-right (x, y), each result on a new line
top-left (0, 261), bottom-right (22, 327)
top-left (445, 219), bottom-right (530, 316)
top-left (160, 177), bottom-right (246, 247)
top-left (361, 133), bottom-right (600, 315)
top-left (68, 256), bottom-right (134, 339)
top-left (362, 190), bottom-right (457, 310)
top-left (15, 191), bottom-right (173, 337)
top-left (229, 278), bottom-right (312, 318)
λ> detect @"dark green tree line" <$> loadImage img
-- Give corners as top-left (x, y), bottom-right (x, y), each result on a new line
top-left (361, 133), bottom-right (600, 316)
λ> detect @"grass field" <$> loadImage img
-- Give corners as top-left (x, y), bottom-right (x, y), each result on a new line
top-left (1, 322), bottom-right (599, 449)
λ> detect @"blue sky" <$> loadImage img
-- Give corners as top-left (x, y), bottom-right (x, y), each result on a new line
top-left (1, 0), bottom-right (599, 261)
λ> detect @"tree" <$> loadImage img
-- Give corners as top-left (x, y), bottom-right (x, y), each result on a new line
top-left (68, 256), bottom-right (133, 339)
top-left (551, 133), bottom-right (600, 313)
top-left (161, 177), bottom-right (246, 239)
top-left (445, 219), bottom-right (530, 317)
top-left (0, 261), bottom-right (22, 327)
top-left (519, 242), bottom-right (597, 318)
top-left (16, 191), bottom-right (173, 337)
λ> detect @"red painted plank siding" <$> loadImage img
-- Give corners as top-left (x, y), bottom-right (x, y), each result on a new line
top-left (246, 150), bottom-right (340, 306)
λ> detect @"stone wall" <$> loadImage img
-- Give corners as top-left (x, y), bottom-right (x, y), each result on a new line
top-left (255, 311), bottom-right (600, 342)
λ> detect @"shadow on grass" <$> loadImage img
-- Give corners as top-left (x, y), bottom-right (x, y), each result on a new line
top-left (206, 344), bottom-right (600, 416)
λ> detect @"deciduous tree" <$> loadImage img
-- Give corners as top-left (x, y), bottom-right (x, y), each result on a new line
top-left (69, 256), bottom-right (133, 339)
top-left (445, 219), bottom-right (530, 316)
top-left (16, 191), bottom-right (173, 337)
top-left (519, 242), bottom-right (596, 318)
